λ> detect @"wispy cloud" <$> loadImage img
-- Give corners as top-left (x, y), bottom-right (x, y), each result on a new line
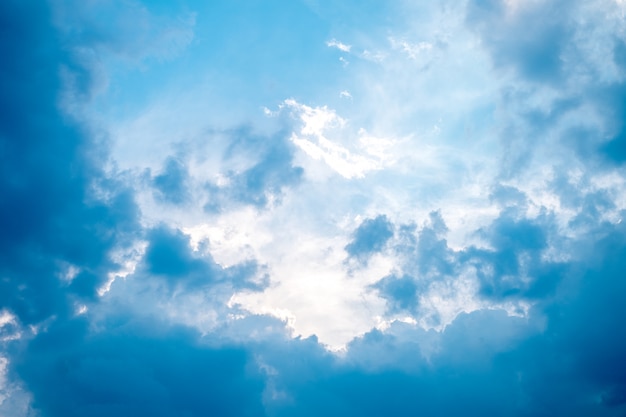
top-left (326, 38), bottom-right (352, 52)
top-left (280, 99), bottom-right (396, 179)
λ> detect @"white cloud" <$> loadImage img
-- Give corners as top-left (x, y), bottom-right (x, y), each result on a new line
top-left (389, 37), bottom-right (433, 59)
top-left (291, 135), bottom-right (382, 179)
top-left (229, 231), bottom-right (390, 349)
top-left (176, 199), bottom-right (394, 349)
top-left (183, 207), bottom-right (271, 267)
top-left (326, 39), bottom-right (352, 52)
top-left (280, 99), bottom-right (395, 179)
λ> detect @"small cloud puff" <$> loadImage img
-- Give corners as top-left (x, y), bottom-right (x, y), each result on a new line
top-left (326, 39), bottom-right (352, 53)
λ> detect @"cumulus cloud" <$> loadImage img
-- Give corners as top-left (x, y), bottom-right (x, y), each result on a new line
top-left (14, 318), bottom-right (265, 417)
top-left (345, 215), bottom-right (394, 262)
top-left (0, 0), bottom-right (139, 326)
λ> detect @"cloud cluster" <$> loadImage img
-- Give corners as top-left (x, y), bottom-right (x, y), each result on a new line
top-left (2, 0), bottom-right (626, 416)
top-left (0, 0), bottom-right (138, 326)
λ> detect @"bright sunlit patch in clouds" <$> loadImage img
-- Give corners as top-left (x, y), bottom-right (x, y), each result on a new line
top-left (228, 231), bottom-right (392, 349)
top-left (180, 203), bottom-right (396, 348)
top-left (182, 207), bottom-right (272, 267)
top-left (280, 99), bottom-right (398, 179)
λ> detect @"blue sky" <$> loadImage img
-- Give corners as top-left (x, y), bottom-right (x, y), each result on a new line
top-left (2, 0), bottom-right (626, 415)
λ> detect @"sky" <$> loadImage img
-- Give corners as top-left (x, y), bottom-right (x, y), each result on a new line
top-left (2, 0), bottom-right (626, 415)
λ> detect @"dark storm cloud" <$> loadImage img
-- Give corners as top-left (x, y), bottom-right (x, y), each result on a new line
top-left (256, 311), bottom-right (534, 417)
top-left (13, 317), bottom-right (266, 417)
top-left (0, 0), bottom-right (139, 324)
top-left (0, 3), bottom-right (264, 416)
